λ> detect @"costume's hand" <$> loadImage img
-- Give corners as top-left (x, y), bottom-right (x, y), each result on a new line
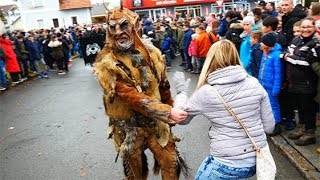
top-left (173, 71), bottom-right (191, 95)
top-left (169, 107), bottom-right (188, 123)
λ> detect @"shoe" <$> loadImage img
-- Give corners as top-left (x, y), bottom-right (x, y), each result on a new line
top-left (11, 81), bottom-right (19, 85)
top-left (166, 65), bottom-right (172, 69)
top-left (179, 63), bottom-right (186, 66)
top-left (20, 77), bottom-right (28, 82)
top-left (294, 129), bottom-right (316, 146)
top-left (285, 119), bottom-right (296, 131)
top-left (49, 68), bottom-right (57, 72)
top-left (69, 59), bottom-right (73, 62)
top-left (269, 123), bottom-right (282, 136)
top-left (58, 71), bottom-right (66, 75)
top-left (288, 124), bottom-right (305, 140)
top-left (0, 87), bottom-right (6, 91)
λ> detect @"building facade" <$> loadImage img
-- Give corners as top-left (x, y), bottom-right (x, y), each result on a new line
top-left (18, 0), bottom-right (92, 31)
top-left (123, 0), bottom-right (251, 21)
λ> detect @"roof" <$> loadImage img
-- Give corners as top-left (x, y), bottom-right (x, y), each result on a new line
top-left (59, 0), bottom-right (91, 10)
top-left (90, 3), bottom-right (109, 16)
top-left (0, 4), bottom-right (18, 13)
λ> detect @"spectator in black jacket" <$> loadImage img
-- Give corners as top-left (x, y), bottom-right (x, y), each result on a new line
top-left (281, 0), bottom-right (307, 44)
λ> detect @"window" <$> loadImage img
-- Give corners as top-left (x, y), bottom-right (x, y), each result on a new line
top-left (32, 0), bottom-right (44, 7)
top-left (53, 18), bottom-right (59, 28)
top-left (71, 16), bottom-right (77, 25)
top-left (37, 19), bottom-right (44, 29)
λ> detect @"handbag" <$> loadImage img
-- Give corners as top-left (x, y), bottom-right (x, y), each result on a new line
top-left (212, 86), bottom-right (276, 180)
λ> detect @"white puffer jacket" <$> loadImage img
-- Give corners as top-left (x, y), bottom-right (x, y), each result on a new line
top-left (182, 65), bottom-right (275, 167)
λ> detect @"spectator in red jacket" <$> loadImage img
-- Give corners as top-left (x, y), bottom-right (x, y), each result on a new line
top-left (0, 34), bottom-right (21, 84)
top-left (195, 25), bottom-right (212, 70)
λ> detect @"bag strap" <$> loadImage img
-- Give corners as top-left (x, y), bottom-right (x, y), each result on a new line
top-left (212, 86), bottom-right (260, 152)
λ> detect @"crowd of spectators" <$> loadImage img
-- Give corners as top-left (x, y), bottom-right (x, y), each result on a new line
top-left (0, 23), bottom-right (107, 91)
top-left (141, 0), bottom-right (320, 147)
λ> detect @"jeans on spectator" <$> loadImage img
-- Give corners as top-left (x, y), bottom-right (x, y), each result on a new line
top-left (184, 52), bottom-right (192, 70)
top-left (0, 60), bottom-right (8, 87)
top-left (195, 155), bottom-right (256, 180)
top-left (179, 49), bottom-right (186, 62)
top-left (164, 50), bottom-right (172, 66)
top-left (198, 58), bottom-right (205, 70)
top-left (34, 58), bottom-right (48, 75)
top-left (191, 56), bottom-right (200, 72)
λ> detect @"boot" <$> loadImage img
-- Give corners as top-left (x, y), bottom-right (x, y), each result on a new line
top-left (294, 129), bottom-right (316, 146)
top-left (288, 124), bottom-right (305, 140)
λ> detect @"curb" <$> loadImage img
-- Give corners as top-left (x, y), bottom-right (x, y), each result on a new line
top-left (270, 135), bottom-right (320, 180)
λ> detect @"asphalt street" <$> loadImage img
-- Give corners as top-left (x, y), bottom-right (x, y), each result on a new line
top-left (0, 57), bottom-right (305, 179)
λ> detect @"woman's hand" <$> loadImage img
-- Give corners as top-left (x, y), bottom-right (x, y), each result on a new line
top-left (169, 107), bottom-right (188, 123)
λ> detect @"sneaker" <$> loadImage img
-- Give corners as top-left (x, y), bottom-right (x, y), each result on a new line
top-left (20, 77), bottom-right (28, 82)
top-left (58, 71), bottom-right (66, 75)
top-left (0, 87), bottom-right (6, 91)
top-left (11, 81), bottom-right (19, 85)
top-left (69, 59), bottom-right (73, 62)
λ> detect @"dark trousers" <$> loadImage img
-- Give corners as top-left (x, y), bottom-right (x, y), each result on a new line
top-left (179, 49), bottom-right (186, 62)
top-left (56, 57), bottom-right (64, 71)
top-left (184, 52), bottom-right (192, 70)
top-left (279, 87), bottom-right (294, 120)
top-left (44, 53), bottom-right (54, 69)
top-left (10, 72), bottom-right (20, 82)
top-left (287, 92), bottom-right (317, 130)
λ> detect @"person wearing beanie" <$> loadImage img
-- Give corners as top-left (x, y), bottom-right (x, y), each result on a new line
top-left (239, 15), bottom-right (254, 75)
top-left (258, 32), bottom-right (283, 136)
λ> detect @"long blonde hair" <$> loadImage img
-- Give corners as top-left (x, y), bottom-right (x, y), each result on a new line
top-left (196, 40), bottom-right (241, 90)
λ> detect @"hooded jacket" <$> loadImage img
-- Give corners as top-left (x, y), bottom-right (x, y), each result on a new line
top-left (0, 38), bottom-right (21, 73)
top-left (195, 30), bottom-right (212, 59)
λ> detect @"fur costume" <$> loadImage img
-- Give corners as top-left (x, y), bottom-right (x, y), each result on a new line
top-left (94, 7), bottom-right (188, 180)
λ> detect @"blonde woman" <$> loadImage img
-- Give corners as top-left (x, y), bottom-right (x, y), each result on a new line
top-left (171, 40), bottom-right (275, 179)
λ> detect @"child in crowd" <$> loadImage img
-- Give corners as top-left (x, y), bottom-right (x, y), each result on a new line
top-left (161, 34), bottom-right (173, 69)
top-left (188, 33), bottom-right (200, 74)
top-left (293, 21), bottom-right (302, 37)
top-left (240, 15), bottom-right (254, 75)
top-left (258, 32), bottom-right (282, 135)
top-left (250, 30), bottom-right (263, 78)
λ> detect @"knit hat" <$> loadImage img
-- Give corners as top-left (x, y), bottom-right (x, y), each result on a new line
top-left (242, 16), bottom-right (255, 26)
top-left (261, 32), bottom-right (277, 47)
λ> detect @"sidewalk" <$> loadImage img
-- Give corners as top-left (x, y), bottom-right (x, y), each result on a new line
top-left (270, 117), bottom-right (320, 179)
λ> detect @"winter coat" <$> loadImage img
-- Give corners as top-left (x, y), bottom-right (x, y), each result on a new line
top-left (251, 43), bottom-right (263, 78)
top-left (258, 43), bottom-right (282, 95)
top-left (183, 29), bottom-right (193, 54)
top-left (285, 35), bottom-right (318, 94)
top-left (188, 40), bottom-right (197, 56)
top-left (152, 30), bottom-right (165, 50)
top-left (25, 39), bottom-right (42, 60)
top-left (0, 38), bottom-right (21, 73)
top-left (48, 40), bottom-right (64, 60)
top-left (143, 20), bottom-right (154, 35)
top-left (282, 6), bottom-right (307, 44)
top-left (176, 27), bottom-right (185, 50)
top-left (182, 65), bottom-right (275, 167)
top-left (161, 37), bottom-right (172, 52)
top-left (195, 30), bottom-right (212, 59)
top-left (240, 34), bottom-right (252, 75)
top-left (18, 41), bottom-right (29, 60)
top-left (226, 22), bottom-right (243, 52)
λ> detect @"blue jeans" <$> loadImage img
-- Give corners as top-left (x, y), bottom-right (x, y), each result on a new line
top-left (0, 60), bottom-right (8, 87)
top-left (164, 50), bottom-right (172, 66)
top-left (195, 155), bottom-right (255, 180)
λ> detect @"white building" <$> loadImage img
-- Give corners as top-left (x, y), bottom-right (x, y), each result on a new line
top-left (0, 4), bottom-right (23, 33)
top-left (18, 0), bottom-right (92, 31)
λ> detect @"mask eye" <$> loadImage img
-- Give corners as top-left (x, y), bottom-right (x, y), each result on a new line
top-left (109, 26), bottom-right (116, 33)
top-left (120, 22), bottom-right (129, 31)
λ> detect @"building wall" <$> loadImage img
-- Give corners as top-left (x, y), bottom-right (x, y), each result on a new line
top-left (19, 0), bottom-right (92, 30)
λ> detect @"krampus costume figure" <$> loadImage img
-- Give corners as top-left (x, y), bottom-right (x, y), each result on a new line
top-left (94, 7), bottom-right (188, 180)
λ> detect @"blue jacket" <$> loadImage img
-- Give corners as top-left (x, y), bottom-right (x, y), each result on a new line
top-left (258, 43), bottom-right (282, 95)
top-left (161, 37), bottom-right (172, 52)
top-left (240, 35), bottom-right (252, 75)
top-left (251, 43), bottom-right (263, 78)
top-left (218, 18), bottom-right (228, 37)
top-left (24, 39), bottom-right (41, 60)
top-left (183, 29), bottom-right (193, 54)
